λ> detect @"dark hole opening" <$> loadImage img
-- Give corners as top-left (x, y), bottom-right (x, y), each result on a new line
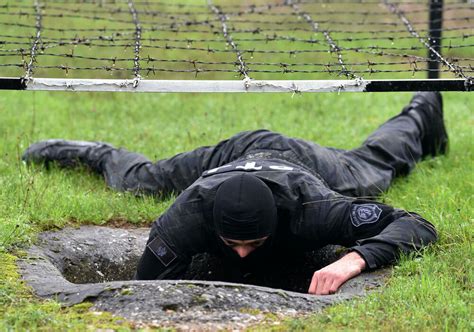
top-left (40, 227), bottom-right (343, 293)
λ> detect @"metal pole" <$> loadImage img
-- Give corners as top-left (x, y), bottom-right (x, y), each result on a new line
top-left (428, 0), bottom-right (443, 79)
top-left (0, 77), bottom-right (471, 92)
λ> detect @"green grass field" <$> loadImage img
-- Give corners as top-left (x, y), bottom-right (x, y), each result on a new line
top-left (0, 90), bottom-right (472, 331)
top-left (1, 0), bottom-right (473, 330)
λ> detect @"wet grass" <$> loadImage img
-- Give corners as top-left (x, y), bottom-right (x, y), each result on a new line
top-left (0, 90), bottom-right (472, 331)
top-left (1, 0), bottom-right (471, 80)
top-left (0, 0), bottom-right (473, 330)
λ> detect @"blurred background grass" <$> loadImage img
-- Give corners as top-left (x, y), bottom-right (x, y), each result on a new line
top-left (0, 0), bottom-right (472, 80)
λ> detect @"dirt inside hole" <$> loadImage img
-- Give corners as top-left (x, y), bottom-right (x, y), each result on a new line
top-left (39, 226), bottom-right (343, 293)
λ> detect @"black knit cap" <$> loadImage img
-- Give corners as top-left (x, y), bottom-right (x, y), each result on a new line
top-left (213, 173), bottom-right (277, 240)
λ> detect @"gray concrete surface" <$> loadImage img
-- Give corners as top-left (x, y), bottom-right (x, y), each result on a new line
top-left (18, 226), bottom-right (389, 330)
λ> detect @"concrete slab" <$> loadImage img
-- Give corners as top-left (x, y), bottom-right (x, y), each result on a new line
top-left (18, 226), bottom-right (389, 330)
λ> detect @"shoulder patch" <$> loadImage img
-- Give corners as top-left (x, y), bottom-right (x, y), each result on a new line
top-left (350, 203), bottom-right (383, 227)
top-left (147, 236), bottom-right (177, 267)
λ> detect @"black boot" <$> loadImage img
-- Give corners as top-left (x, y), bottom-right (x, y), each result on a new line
top-left (22, 139), bottom-right (114, 172)
top-left (402, 92), bottom-right (448, 158)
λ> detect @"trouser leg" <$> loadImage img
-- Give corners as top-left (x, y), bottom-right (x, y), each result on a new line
top-left (103, 115), bottom-right (421, 198)
top-left (281, 112), bottom-right (422, 198)
top-left (108, 124), bottom-right (416, 199)
top-left (100, 146), bottom-right (216, 195)
top-left (340, 113), bottom-right (423, 198)
top-left (316, 92), bottom-right (444, 197)
top-left (98, 130), bottom-right (284, 195)
top-left (22, 130), bottom-right (286, 196)
top-left (274, 93), bottom-right (443, 198)
top-left (23, 112), bottom-right (424, 199)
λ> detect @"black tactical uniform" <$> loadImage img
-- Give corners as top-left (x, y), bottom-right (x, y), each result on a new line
top-left (22, 92), bottom-right (445, 281)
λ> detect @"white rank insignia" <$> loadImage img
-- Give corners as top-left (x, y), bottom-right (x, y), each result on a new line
top-left (350, 203), bottom-right (383, 227)
top-left (203, 161), bottom-right (294, 177)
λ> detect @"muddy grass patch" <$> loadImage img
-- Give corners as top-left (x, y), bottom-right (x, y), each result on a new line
top-left (18, 226), bottom-right (389, 329)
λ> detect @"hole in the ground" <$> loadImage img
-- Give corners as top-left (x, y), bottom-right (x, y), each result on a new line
top-left (40, 227), bottom-right (343, 293)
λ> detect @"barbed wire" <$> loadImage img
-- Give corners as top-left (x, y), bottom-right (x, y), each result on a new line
top-left (227, 4), bottom-right (472, 17)
top-left (128, 0), bottom-right (142, 85)
top-left (3, 62), bottom-right (472, 75)
top-left (2, 31), bottom-right (472, 45)
top-left (2, 58), bottom-right (473, 69)
top-left (2, 3), bottom-right (471, 19)
top-left (0, 0), bottom-right (472, 81)
top-left (23, 0), bottom-right (42, 81)
top-left (7, 57), bottom-right (469, 69)
top-left (2, 39), bottom-right (471, 56)
top-left (32, 0), bottom-right (470, 8)
top-left (208, 0), bottom-right (250, 79)
top-left (383, 0), bottom-right (467, 79)
top-left (1, 18), bottom-right (471, 35)
top-left (288, 1), bottom-right (357, 79)
top-left (1, 42), bottom-right (471, 76)
top-left (1, 10), bottom-right (472, 28)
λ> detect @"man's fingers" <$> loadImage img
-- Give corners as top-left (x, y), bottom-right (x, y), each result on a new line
top-left (329, 278), bottom-right (342, 294)
top-left (309, 272), bottom-right (328, 295)
top-left (321, 274), bottom-right (339, 295)
top-left (309, 271), bottom-right (332, 295)
top-left (308, 273), bottom-right (318, 294)
top-left (315, 274), bottom-right (328, 295)
top-left (308, 252), bottom-right (366, 295)
top-left (308, 271), bottom-right (345, 295)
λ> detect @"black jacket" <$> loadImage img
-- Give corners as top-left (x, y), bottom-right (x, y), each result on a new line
top-left (145, 157), bottom-right (437, 279)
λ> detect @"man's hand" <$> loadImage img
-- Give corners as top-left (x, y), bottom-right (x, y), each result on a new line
top-left (308, 252), bottom-right (367, 295)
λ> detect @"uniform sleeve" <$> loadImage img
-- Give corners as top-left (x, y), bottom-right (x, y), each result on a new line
top-left (135, 189), bottom-right (210, 280)
top-left (295, 179), bottom-right (437, 270)
top-left (135, 219), bottom-right (191, 280)
top-left (343, 199), bottom-right (438, 269)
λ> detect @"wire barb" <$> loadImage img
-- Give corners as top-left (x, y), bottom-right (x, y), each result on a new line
top-left (0, 0), bottom-right (471, 85)
top-left (208, 0), bottom-right (251, 80)
top-left (286, 0), bottom-right (361, 80)
top-left (382, 0), bottom-right (466, 79)
top-left (23, 0), bottom-right (42, 83)
top-left (128, 0), bottom-right (142, 87)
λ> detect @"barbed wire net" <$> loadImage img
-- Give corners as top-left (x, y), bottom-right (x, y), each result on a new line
top-left (0, 0), bottom-right (472, 87)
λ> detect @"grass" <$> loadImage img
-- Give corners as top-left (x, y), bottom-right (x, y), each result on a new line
top-left (0, 0), bottom-right (473, 330)
top-left (0, 90), bottom-right (472, 331)
top-left (0, 254), bottom-right (132, 331)
top-left (1, 0), bottom-right (471, 79)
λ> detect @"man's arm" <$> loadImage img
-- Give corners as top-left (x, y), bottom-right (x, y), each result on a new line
top-left (135, 187), bottom-right (210, 280)
top-left (296, 184), bottom-right (437, 295)
top-left (135, 228), bottom-right (191, 280)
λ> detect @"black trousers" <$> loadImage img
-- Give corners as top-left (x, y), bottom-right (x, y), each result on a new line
top-left (94, 111), bottom-right (422, 199)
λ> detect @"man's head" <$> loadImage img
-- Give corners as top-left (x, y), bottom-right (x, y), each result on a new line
top-left (213, 173), bottom-right (277, 258)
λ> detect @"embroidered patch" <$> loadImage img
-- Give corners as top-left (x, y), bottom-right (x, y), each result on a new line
top-left (350, 203), bottom-right (383, 227)
top-left (147, 236), bottom-right (177, 267)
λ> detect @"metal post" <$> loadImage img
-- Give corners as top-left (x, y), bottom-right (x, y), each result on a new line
top-left (428, 0), bottom-right (443, 79)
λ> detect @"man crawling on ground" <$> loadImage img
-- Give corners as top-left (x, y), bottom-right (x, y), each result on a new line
top-left (22, 92), bottom-right (444, 295)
